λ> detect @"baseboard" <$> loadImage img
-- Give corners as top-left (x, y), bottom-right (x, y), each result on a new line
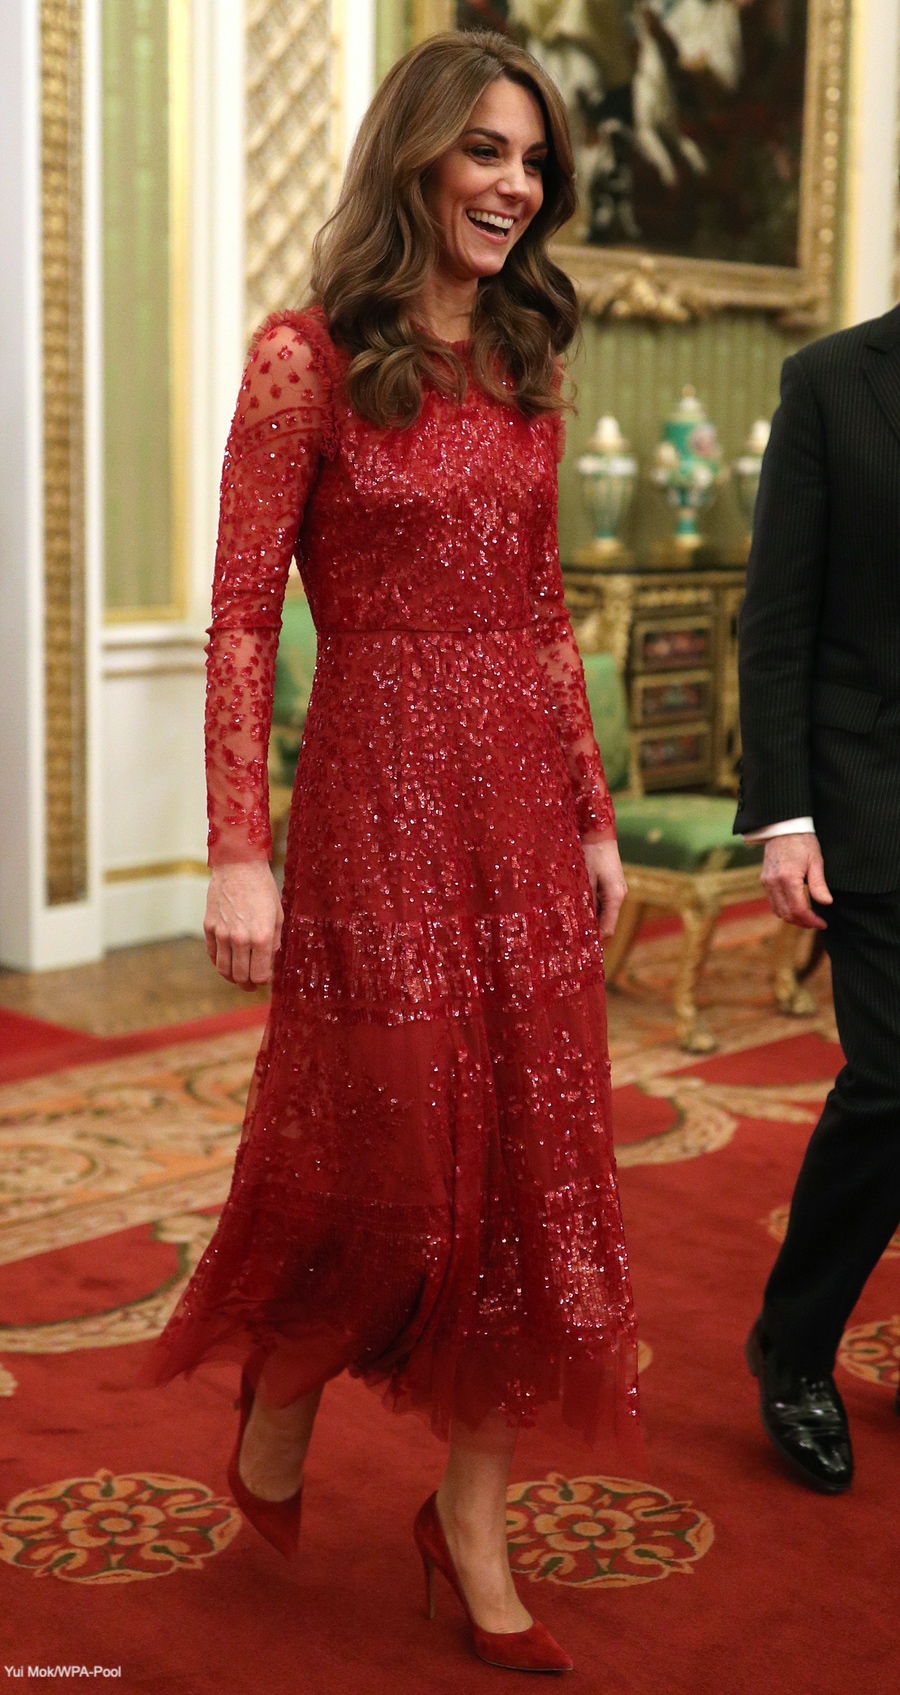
top-left (102, 872), bottom-right (208, 949)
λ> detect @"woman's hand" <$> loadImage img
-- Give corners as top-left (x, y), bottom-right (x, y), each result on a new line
top-left (204, 861), bottom-right (284, 989)
top-left (582, 837), bottom-right (628, 942)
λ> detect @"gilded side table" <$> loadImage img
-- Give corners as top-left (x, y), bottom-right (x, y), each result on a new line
top-left (562, 552), bottom-right (747, 796)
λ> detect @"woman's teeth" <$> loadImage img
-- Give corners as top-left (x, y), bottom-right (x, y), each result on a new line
top-left (467, 211), bottom-right (514, 236)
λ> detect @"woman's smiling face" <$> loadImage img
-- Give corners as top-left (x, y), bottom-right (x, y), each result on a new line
top-left (423, 77), bottom-right (547, 285)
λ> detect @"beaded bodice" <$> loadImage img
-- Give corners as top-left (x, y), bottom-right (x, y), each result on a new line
top-left (204, 308), bottom-right (615, 863)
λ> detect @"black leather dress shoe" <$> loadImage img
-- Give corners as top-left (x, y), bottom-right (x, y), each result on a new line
top-left (745, 1320), bottom-right (853, 1494)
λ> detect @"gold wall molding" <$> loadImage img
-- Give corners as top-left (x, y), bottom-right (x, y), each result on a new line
top-left (102, 663), bottom-right (206, 680)
top-left (245, 0), bottom-right (341, 336)
top-left (104, 858), bottom-right (209, 885)
top-left (410, 0), bottom-right (847, 328)
top-left (411, 0), bottom-right (453, 38)
top-left (42, 0), bottom-right (88, 906)
top-left (558, 0), bottom-right (846, 327)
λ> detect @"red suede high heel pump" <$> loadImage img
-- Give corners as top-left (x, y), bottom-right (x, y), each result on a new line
top-left (226, 1363), bottom-right (304, 1561)
top-left (413, 1493), bottom-right (573, 1674)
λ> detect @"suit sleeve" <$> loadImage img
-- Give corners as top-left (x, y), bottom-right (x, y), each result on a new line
top-left (734, 353), bottom-right (828, 835)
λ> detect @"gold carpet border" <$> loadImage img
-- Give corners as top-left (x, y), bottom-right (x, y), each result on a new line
top-left (0, 1031), bottom-right (253, 1268)
top-left (0, 1215), bottom-right (218, 1354)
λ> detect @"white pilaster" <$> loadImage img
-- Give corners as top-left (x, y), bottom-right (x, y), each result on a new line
top-left (0, 0), bottom-right (104, 969)
top-left (0, 0), bottom-right (43, 966)
top-left (842, 0), bottom-right (900, 325)
top-left (338, 0), bottom-right (376, 171)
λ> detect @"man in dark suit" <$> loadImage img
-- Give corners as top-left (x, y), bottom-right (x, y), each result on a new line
top-left (735, 304), bottom-right (900, 1493)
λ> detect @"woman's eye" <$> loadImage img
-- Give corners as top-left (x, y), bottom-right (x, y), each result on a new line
top-left (470, 146), bottom-right (497, 161)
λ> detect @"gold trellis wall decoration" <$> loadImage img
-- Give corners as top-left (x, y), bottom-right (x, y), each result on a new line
top-left (41, 0), bottom-right (87, 907)
top-left (245, 0), bottom-right (341, 338)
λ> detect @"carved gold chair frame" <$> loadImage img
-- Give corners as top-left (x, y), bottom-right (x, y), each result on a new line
top-left (603, 868), bottom-right (817, 1056)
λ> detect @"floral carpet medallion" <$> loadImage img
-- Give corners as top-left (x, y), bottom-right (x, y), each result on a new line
top-left (616, 1075), bottom-right (830, 1168)
top-left (837, 1317), bottom-right (900, 1388)
top-left (505, 1474), bottom-right (713, 1588)
top-left (0, 1469), bottom-right (240, 1583)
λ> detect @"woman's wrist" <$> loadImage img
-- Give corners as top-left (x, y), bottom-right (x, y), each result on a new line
top-left (208, 855), bottom-right (274, 878)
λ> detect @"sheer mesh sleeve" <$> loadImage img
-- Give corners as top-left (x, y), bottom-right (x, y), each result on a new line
top-left (528, 447), bottom-right (617, 844)
top-left (205, 316), bottom-right (332, 865)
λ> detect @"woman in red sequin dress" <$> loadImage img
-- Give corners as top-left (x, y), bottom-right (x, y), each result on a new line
top-left (149, 31), bottom-right (637, 1669)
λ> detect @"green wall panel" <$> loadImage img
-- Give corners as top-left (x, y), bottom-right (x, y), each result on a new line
top-left (559, 314), bottom-right (809, 562)
top-left (102, 0), bottom-right (174, 614)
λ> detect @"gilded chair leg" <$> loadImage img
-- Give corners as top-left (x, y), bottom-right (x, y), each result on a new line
top-left (772, 920), bottom-right (818, 1016)
top-left (603, 895), bottom-right (647, 984)
top-left (673, 901), bottom-right (720, 1053)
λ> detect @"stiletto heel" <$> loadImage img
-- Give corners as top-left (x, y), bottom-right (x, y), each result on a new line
top-left (413, 1492), bottom-right (573, 1674)
top-left (420, 1550), bottom-right (436, 1619)
top-left (226, 1357), bottom-right (304, 1561)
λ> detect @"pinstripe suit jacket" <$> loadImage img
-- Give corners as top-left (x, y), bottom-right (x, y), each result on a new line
top-left (734, 305), bottom-right (900, 893)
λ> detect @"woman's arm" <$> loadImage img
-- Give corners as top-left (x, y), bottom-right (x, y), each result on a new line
top-left (528, 449), bottom-right (626, 938)
top-left (203, 315), bottom-right (331, 986)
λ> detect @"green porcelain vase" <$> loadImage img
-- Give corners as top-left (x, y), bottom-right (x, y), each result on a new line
top-left (651, 387), bottom-right (723, 549)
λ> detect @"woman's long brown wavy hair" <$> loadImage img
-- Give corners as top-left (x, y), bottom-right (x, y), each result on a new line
top-left (308, 31), bottom-right (579, 428)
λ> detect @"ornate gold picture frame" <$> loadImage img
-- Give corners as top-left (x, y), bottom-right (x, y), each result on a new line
top-left (408, 0), bottom-right (847, 326)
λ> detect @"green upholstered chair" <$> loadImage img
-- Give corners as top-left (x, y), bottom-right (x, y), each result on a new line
top-left (269, 590), bottom-right (319, 857)
top-left (581, 652), bottom-right (814, 1052)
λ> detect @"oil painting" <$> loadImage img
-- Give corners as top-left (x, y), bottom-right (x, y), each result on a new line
top-left (408, 0), bottom-right (847, 321)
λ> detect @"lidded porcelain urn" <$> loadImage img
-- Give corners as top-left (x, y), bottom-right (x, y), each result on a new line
top-left (733, 418), bottom-right (771, 544)
top-left (575, 416), bottom-right (638, 563)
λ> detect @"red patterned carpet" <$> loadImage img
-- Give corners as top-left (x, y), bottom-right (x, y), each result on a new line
top-left (0, 919), bottom-right (896, 1694)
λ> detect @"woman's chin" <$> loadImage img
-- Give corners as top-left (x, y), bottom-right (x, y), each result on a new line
top-left (459, 249), bottom-right (511, 281)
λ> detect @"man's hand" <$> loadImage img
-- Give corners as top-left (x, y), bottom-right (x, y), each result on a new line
top-left (760, 831), bottom-right (832, 930)
top-left (583, 837), bottom-right (628, 941)
top-left (204, 861), bottom-right (284, 988)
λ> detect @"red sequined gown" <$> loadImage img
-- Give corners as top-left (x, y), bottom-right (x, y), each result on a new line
top-left (149, 308), bottom-right (638, 1446)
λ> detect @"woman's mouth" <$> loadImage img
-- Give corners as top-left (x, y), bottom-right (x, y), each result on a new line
top-left (465, 210), bottom-right (515, 242)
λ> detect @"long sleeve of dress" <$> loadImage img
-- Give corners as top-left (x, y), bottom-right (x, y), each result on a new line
top-left (528, 445), bottom-right (616, 843)
top-left (205, 318), bottom-right (331, 864)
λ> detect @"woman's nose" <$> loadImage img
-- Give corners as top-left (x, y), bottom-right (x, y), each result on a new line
top-left (496, 159), bottom-right (530, 198)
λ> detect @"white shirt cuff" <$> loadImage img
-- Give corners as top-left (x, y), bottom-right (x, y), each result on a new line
top-left (742, 816), bottom-right (815, 844)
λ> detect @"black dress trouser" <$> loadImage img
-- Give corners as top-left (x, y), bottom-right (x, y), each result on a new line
top-left (763, 886), bottom-right (900, 1376)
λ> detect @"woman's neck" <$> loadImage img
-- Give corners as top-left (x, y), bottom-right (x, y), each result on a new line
top-left (415, 269), bottom-right (478, 343)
